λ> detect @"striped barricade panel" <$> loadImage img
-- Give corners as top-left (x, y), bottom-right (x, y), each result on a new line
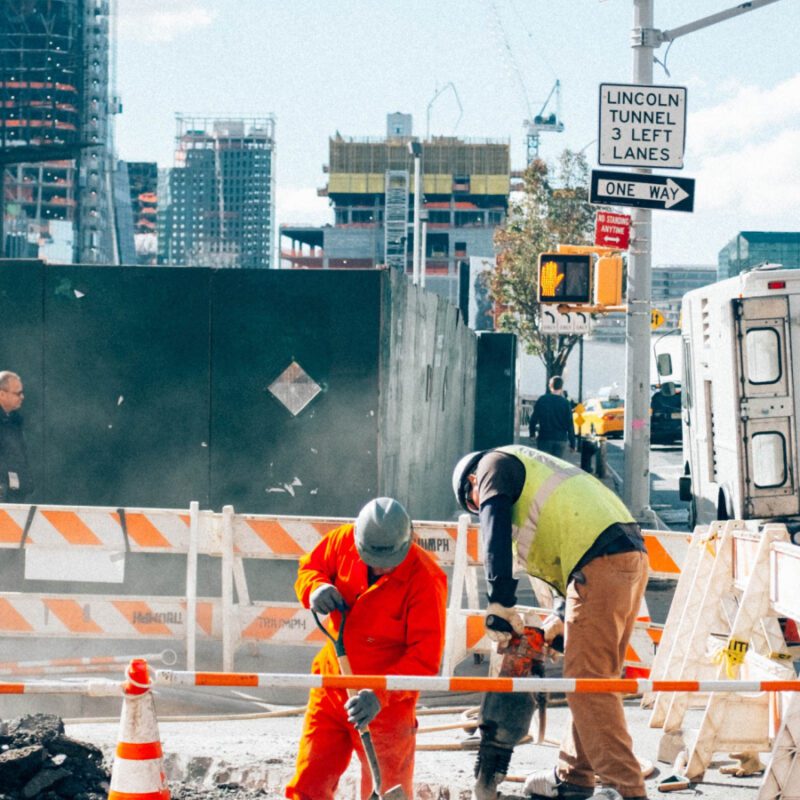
top-left (0, 594), bottom-right (219, 640)
top-left (641, 529), bottom-right (690, 580)
top-left (237, 603), bottom-right (328, 646)
top-left (0, 504), bottom-right (193, 553)
top-left (231, 515), bottom-right (345, 559)
top-left (231, 512), bottom-right (482, 566)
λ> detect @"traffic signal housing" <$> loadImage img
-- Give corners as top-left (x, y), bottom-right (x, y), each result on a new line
top-left (537, 253), bottom-right (592, 304)
top-left (595, 254), bottom-right (624, 306)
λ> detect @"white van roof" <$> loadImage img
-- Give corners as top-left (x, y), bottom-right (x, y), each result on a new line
top-left (686, 266), bottom-right (800, 303)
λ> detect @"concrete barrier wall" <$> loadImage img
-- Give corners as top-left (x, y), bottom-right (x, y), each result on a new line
top-left (379, 269), bottom-right (476, 520)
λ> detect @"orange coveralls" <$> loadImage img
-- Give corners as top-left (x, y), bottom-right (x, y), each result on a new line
top-left (285, 523), bottom-right (447, 800)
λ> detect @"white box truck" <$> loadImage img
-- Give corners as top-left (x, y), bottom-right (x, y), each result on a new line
top-left (679, 265), bottom-right (800, 533)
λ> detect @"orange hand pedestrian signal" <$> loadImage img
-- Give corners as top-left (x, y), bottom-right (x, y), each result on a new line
top-left (537, 253), bottom-right (592, 304)
top-left (540, 259), bottom-right (565, 298)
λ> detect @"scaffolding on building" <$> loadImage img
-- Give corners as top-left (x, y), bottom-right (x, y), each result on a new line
top-left (383, 170), bottom-right (409, 271)
top-left (328, 136), bottom-right (510, 179)
top-left (0, 0), bottom-right (116, 263)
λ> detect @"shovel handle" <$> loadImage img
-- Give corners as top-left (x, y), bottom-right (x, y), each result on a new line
top-left (310, 609), bottom-right (384, 794)
top-left (311, 607), bottom-right (348, 657)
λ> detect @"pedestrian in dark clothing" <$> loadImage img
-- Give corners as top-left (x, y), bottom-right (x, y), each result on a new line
top-left (0, 371), bottom-right (33, 502)
top-left (529, 375), bottom-right (576, 459)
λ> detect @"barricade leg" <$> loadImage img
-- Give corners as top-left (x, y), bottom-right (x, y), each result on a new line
top-left (684, 525), bottom-right (792, 779)
top-left (758, 692), bottom-right (800, 800)
top-left (641, 527), bottom-right (705, 708)
top-left (650, 522), bottom-right (732, 731)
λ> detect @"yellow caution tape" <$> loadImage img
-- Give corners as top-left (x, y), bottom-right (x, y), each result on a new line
top-left (769, 651), bottom-right (793, 661)
top-left (715, 638), bottom-right (749, 678)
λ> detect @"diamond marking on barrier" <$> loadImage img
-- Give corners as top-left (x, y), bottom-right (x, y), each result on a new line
top-left (267, 361), bottom-right (322, 416)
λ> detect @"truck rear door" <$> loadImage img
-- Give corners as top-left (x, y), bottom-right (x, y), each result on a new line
top-left (734, 295), bottom-right (799, 519)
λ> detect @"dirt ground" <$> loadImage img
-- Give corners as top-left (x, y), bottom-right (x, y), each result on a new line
top-left (63, 695), bottom-right (767, 800)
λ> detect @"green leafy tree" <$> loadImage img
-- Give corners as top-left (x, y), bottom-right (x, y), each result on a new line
top-left (490, 150), bottom-right (595, 381)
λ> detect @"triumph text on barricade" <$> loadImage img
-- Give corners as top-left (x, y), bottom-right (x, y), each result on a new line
top-left (598, 83), bottom-right (687, 169)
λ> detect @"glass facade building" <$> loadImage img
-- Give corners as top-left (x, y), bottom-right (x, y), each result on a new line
top-left (718, 232), bottom-right (800, 280)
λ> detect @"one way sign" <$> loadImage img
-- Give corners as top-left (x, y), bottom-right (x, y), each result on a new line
top-left (590, 169), bottom-right (695, 213)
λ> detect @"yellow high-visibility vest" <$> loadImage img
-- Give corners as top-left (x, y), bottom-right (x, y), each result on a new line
top-left (497, 444), bottom-right (635, 594)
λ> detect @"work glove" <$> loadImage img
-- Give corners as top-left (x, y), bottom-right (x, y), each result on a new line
top-left (485, 602), bottom-right (525, 643)
top-left (543, 596), bottom-right (566, 651)
top-left (345, 689), bottom-right (381, 730)
top-left (309, 583), bottom-right (346, 615)
top-left (542, 613), bottom-right (564, 644)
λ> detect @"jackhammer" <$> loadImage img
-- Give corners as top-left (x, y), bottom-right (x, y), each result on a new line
top-left (472, 618), bottom-right (563, 800)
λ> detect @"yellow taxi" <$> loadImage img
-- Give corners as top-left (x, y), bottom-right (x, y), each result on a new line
top-left (574, 396), bottom-right (624, 438)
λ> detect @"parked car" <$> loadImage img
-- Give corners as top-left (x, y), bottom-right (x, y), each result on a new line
top-left (650, 383), bottom-right (682, 445)
top-left (574, 396), bottom-right (624, 438)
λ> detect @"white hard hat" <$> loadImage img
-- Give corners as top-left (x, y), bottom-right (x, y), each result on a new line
top-left (452, 451), bottom-right (487, 512)
top-left (354, 497), bottom-right (412, 568)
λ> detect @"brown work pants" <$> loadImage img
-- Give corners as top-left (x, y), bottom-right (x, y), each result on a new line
top-left (557, 550), bottom-right (649, 797)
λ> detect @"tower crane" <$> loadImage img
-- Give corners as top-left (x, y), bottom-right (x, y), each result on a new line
top-left (524, 79), bottom-right (565, 163)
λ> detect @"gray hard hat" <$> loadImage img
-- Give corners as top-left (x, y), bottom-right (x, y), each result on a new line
top-left (452, 450), bottom-right (488, 512)
top-left (354, 497), bottom-right (412, 568)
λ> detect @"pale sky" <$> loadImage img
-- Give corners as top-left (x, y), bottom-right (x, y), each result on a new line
top-left (114, 0), bottom-right (800, 266)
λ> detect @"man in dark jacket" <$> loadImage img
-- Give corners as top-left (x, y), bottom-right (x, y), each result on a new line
top-left (0, 371), bottom-right (33, 501)
top-left (529, 376), bottom-right (576, 458)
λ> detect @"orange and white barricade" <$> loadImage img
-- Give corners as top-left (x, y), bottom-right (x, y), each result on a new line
top-left (647, 521), bottom-right (796, 781)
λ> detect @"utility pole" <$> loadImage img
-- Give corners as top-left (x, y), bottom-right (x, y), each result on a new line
top-left (623, 0), bottom-right (781, 523)
top-left (623, 0), bottom-right (656, 522)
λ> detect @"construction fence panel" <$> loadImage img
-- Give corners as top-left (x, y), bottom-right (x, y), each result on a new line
top-left (42, 265), bottom-right (212, 509)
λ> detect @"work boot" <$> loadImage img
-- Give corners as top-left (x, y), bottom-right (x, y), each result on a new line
top-left (523, 768), bottom-right (594, 800)
top-left (472, 742), bottom-right (513, 800)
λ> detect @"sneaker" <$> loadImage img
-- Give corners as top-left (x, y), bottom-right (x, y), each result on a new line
top-left (524, 768), bottom-right (594, 800)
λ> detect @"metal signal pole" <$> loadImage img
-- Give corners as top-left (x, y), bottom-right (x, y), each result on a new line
top-left (623, 0), bottom-right (656, 522)
top-left (623, 0), bottom-right (781, 523)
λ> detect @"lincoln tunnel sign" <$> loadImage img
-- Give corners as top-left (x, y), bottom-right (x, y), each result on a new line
top-left (598, 83), bottom-right (687, 170)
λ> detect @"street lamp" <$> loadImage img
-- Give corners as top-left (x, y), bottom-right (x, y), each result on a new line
top-left (407, 140), bottom-right (422, 285)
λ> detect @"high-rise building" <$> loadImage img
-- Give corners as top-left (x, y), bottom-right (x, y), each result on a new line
top-left (280, 114), bottom-right (510, 303)
top-left (718, 231), bottom-right (800, 280)
top-left (158, 115), bottom-right (276, 269)
top-left (0, 0), bottom-right (117, 264)
top-left (126, 161), bottom-right (157, 265)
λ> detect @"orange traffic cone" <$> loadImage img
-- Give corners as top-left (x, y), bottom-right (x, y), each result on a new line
top-left (108, 658), bottom-right (170, 800)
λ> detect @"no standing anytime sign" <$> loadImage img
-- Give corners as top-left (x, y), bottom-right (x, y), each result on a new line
top-left (598, 83), bottom-right (687, 169)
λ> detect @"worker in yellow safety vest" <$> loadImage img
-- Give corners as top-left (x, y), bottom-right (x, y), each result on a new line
top-left (451, 444), bottom-right (649, 800)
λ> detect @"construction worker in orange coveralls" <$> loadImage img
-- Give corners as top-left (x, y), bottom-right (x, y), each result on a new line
top-left (285, 497), bottom-right (448, 800)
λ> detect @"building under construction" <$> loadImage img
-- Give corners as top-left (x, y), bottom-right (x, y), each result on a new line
top-left (158, 115), bottom-right (276, 269)
top-left (126, 160), bottom-right (157, 264)
top-left (0, 0), bottom-right (117, 263)
top-left (281, 113), bottom-right (510, 301)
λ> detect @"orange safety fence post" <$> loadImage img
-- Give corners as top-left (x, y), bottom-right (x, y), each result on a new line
top-left (108, 658), bottom-right (170, 800)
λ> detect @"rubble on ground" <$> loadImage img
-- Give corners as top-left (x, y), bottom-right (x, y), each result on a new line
top-left (0, 714), bottom-right (108, 800)
top-left (0, 713), bottom-right (522, 799)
